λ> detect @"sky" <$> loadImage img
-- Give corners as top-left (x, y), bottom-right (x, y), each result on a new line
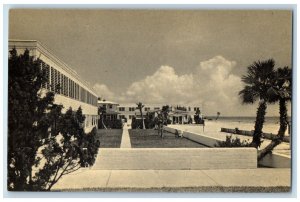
top-left (9, 9), bottom-right (292, 116)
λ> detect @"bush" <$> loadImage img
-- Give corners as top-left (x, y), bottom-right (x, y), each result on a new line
top-left (98, 119), bottom-right (123, 129)
top-left (80, 127), bottom-right (99, 167)
top-left (215, 135), bottom-right (253, 147)
top-left (194, 115), bottom-right (205, 124)
top-left (131, 117), bottom-right (157, 129)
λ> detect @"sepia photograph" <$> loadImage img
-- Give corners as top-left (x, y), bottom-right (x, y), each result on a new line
top-left (6, 7), bottom-right (293, 193)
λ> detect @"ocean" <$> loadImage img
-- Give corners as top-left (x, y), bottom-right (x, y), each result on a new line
top-left (204, 116), bottom-right (292, 125)
top-left (201, 116), bottom-right (292, 135)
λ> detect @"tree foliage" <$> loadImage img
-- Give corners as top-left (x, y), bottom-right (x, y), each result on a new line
top-left (258, 66), bottom-right (292, 160)
top-left (215, 135), bottom-right (252, 148)
top-left (239, 59), bottom-right (276, 148)
top-left (8, 48), bottom-right (98, 191)
top-left (136, 102), bottom-right (145, 129)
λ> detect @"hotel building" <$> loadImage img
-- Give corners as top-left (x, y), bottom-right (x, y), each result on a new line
top-left (117, 103), bottom-right (202, 124)
top-left (9, 40), bottom-right (99, 133)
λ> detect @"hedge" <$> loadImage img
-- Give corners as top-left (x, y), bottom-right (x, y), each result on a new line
top-left (98, 119), bottom-right (123, 129)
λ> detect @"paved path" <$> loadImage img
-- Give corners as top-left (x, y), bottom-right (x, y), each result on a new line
top-left (52, 168), bottom-right (291, 191)
top-left (120, 123), bottom-right (132, 148)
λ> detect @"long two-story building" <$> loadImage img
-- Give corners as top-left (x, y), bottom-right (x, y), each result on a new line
top-left (117, 103), bottom-right (203, 124)
top-left (9, 40), bottom-right (99, 132)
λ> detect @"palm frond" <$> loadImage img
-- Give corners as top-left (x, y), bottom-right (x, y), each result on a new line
top-left (239, 86), bottom-right (258, 104)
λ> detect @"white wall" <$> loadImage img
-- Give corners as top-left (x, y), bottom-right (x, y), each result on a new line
top-left (94, 148), bottom-right (257, 170)
top-left (9, 40), bottom-right (99, 132)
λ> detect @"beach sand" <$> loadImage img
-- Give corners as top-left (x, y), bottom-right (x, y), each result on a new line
top-left (169, 120), bottom-right (291, 152)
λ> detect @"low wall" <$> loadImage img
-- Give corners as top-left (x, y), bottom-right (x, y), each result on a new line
top-left (221, 128), bottom-right (290, 143)
top-left (93, 148), bottom-right (257, 170)
top-left (183, 131), bottom-right (221, 147)
top-left (164, 126), bottom-right (290, 168)
top-left (163, 126), bottom-right (221, 147)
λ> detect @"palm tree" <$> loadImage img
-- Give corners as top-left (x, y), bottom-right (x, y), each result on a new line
top-left (258, 66), bottom-right (292, 160)
top-left (216, 112), bottom-right (221, 120)
top-left (98, 105), bottom-right (107, 129)
top-left (161, 105), bottom-right (170, 125)
top-left (136, 102), bottom-right (145, 129)
top-left (239, 59), bottom-right (276, 148)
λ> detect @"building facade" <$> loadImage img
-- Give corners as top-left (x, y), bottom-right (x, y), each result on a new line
top-left (97, 100), bottom-right (120, 120)
top-left (9, 40), bottom-right (99, 133)
top-left (117, 103), bottom-right (202, 124)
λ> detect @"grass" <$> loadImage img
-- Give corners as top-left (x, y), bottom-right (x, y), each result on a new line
top-left (128, 129), bottom-right (207, 148)
top-left (95, 129), bottom-right (123, 148)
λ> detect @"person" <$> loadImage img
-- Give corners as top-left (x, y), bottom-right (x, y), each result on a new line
top-left (175, 129), bottom-right (179, 138)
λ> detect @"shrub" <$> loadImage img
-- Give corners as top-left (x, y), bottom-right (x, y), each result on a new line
top-left (98, 119), bottom-right (123, 129)
top-left (194, 115), bottom-right (205, 124)
top-left (131, 117), bottom-right (157, 129)
top-left (215, 135), bottom-right (253, 147)
top-left (80, 127), bottom-right (99, 167)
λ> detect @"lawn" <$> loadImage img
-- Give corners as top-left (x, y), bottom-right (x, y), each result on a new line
top-left (96, 129), bottom-right (123, 148)
top-left (128, 129), bottom-right (207, 148)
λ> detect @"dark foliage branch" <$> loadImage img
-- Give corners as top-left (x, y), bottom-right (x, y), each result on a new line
top-left (8, 48), bottom-right (99, 191)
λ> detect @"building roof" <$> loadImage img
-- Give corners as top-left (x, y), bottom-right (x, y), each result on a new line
top-left (9, 39), bottom-right (98, 97)
top-left (97, 100), bottom-right (119, 105)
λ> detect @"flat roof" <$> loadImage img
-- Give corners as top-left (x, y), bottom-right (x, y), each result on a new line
top-left (98, 100), bottom-right (119, 105)
top-left (9, 39), bottom-right (98, 97)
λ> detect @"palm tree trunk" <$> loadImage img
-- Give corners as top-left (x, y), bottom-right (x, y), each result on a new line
top-left (257, 98), bottom-right (288, 160)
top-left (102, 118), bottom-right (107, 129)
top-left (140, 109), bottom-right (145, 129)
top-left (252, 100), bottom-right (267, 148)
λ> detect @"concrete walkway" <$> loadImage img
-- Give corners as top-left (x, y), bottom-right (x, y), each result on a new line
top-left (169, 125), bottom-right (291, 154)
top-left (120, 123), bottom-right (132, 148)
top-left (52, 168), bottom-right (291, 191)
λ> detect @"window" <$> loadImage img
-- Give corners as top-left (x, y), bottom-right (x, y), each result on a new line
top-left (54, 69), bottom-right (61, 94)
top-left (144, 107), bottom-right (150, 111)
top-left (41, 62), bottom-right (46, 89)
top-left (75, 83), bottom-right (79, 100)
top-left (129, 115), bottom-right (134, 119)
top-left (50, 67), bottom-right (55, 92)
top-left (68, 78), bottom-right (71, 98)
top-left (71, 80), bottom-right (74, 98)
top-left (154, 107), bottom-right (160, 110)
top-left (119, 107), bottom-right (125, 111)
top-left (129, 107), bottom-right (135, 111)
top-left (63, 75), bottom-right (68, 96)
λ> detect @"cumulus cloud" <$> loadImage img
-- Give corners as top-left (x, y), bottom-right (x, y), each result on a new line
top-left (93, 83), bottom-right (116, 101)
top-left (123, 66), bottom-right (194, 104)
top-left (119, 55), bottom-right (244, 115)
top-left (93, 55), bottom-right (286, 116)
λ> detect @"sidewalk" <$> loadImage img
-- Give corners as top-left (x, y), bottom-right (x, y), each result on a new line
top-left (52, 168), bottom-right (290, 192)
top-left (120, 123), bottom-right (132, 148)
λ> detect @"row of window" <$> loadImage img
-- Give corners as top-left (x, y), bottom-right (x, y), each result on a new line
top-left (85, 115), bottom-right (98, 128)
top-left (117, 106), bottom-right (200, 112)
top-left (119, 115), bottom-right (135, 120)
top-left (41, 61), bottom-right (97, 106)
top-left (118, 107), bottom-right (158, 112)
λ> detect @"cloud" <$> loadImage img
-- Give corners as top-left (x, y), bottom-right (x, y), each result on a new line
top-left (92, 55), bottom-right (289, 116)
top-left (93, 83), bottom-right (116, 101)
top-left (122, 66), bottom-right (194, 104)
top-left (118, 55), bottom-right (245, 116)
